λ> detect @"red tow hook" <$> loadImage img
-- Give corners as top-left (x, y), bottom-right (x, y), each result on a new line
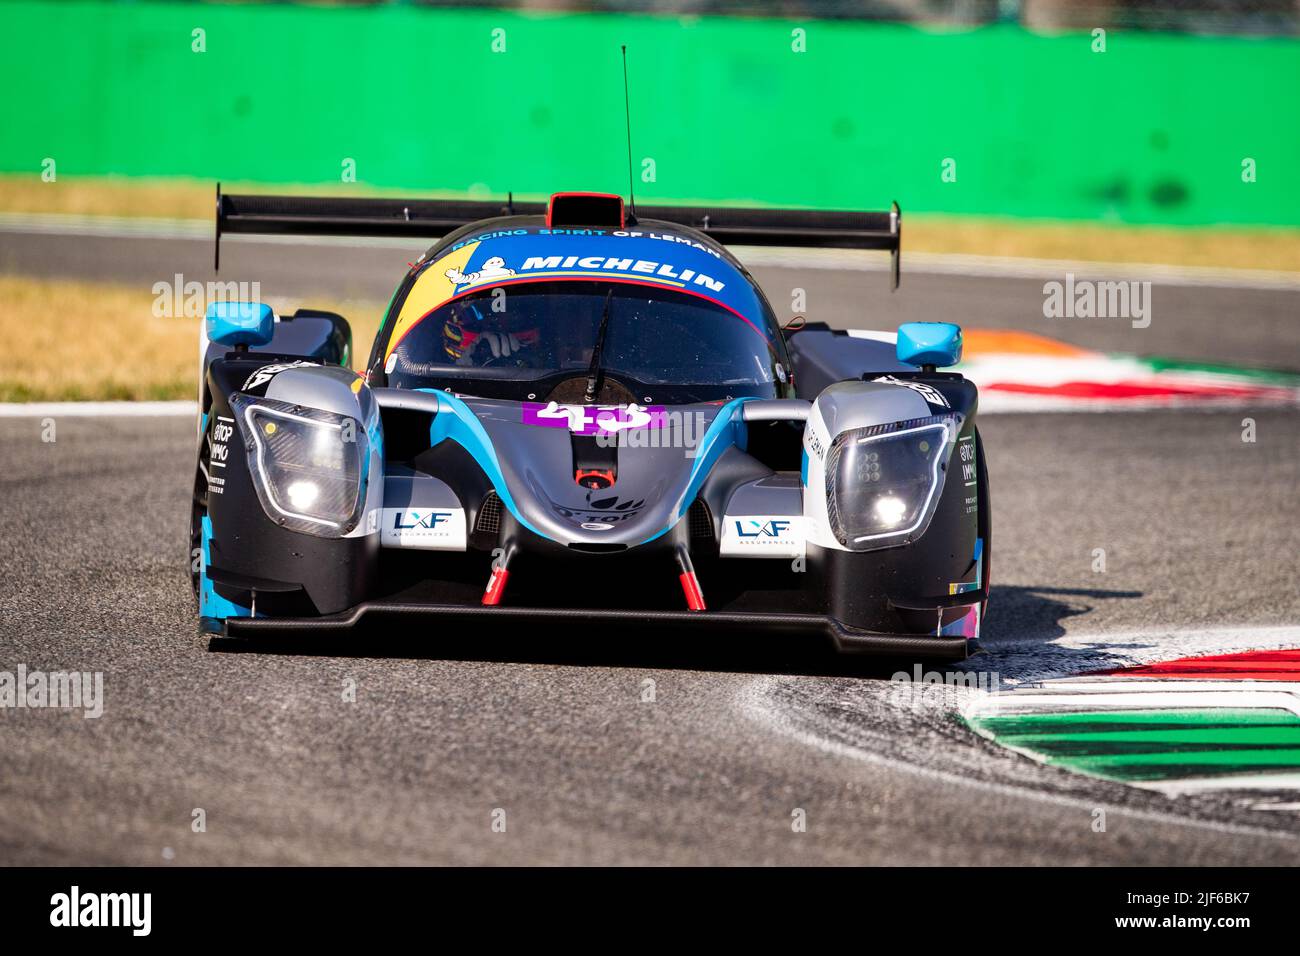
top-left (675, 547), bottom-right (706, 612)
top-left (482, 546), bottom-right (514, 606)
top-left (482, 566), bottom-right (509, 606)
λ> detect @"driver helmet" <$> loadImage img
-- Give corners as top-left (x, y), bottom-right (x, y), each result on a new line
top-left (442, 299), bottom-right (484, 361)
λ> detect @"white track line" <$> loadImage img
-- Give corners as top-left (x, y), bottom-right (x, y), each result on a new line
top-left (0, 401), bottom-right (196, 418)
top-left (1137, 775), bottom-right (1300, 796)
top-left (3, 211), bottom-right (1299, 290)
top-left (973, 687), bottom-right (1300, 718)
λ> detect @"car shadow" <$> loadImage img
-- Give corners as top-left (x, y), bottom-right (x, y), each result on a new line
top-left (971, 583), bottom-right (1146, 680)
top-left (984, 584), bottom-right (1144, 643)
top-left (208, 583), bottom-right (1144, 681)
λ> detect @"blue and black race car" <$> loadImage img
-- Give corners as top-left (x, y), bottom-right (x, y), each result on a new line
top-left (194, 190), bottom-right (989, 658)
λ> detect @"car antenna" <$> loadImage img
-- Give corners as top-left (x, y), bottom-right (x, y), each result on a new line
top-left (621, 45), bottom-right (637, 225)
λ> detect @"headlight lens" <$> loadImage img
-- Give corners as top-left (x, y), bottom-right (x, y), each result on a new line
top-left (230, 394), bottom-right (368, 537)
top-left (825, 414), bottom-right (959, 550)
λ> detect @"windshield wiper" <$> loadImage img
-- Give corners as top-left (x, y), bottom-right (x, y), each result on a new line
top-left (584, 287), bottom-right (616, 403)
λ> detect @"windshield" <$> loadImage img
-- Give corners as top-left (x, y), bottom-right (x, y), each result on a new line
top-left (384, 281), bottom-right (792, 404)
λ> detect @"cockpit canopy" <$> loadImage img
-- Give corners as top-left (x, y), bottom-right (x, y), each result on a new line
top-left (379, 226), bottom-right (793, 404)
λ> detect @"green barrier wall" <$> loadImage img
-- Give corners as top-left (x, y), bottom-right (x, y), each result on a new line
top-left (2, 0), bottom-right (1298, 225)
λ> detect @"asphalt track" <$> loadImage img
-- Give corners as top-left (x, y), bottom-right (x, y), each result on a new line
top-left (1, 228), bottom-right (1298, 864)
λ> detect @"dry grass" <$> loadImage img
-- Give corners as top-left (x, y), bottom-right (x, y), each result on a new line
top-left (0, 275), bottom-right (382, 402)
top-left (3, 175), bottom-right (1299, 272)
top-left (906, 215), bottom-right (1300, 273)
top-left (0, 175), bottom-right (466, 221)
top-left (0, 176), bottom-right (218, 221)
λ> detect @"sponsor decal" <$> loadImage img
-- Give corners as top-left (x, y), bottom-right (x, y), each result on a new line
top-left (396, 510), bottom-right (451, 530)
top-left (551, 495), bottom-right (646, 526)
top-left (957, 434), bottom-right (977, 489)
top-left (380, 507), bottom-right (467, 551)
top-left (720, 515), bottom-right (806, 558)
top-left (959, 434), bottom-right (979, 516)
top-left (805, 430), bottom-right (826, 462)
top-left (242, 361), bottom-right (317, 392)
top-left (511, 253), bottom-right (725, 293)
top-left (448, 226), bottom-right (727, 259)
top-left (444, 255), bottom-right (515, 286)
top-left (870, 375), bottom-right (951, 408)
top-left (957, 436), bottom-right (979, 516)
top-left (204, 414), bottom-right (235, 495)
top-left (735, 518), bottom-right (793, 539)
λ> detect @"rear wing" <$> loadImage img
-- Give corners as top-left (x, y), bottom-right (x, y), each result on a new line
top-left (215, 185), bottom-right (902, 288)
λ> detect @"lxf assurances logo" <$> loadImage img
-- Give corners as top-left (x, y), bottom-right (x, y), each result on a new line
top-left (720, 516), bottom-right (805, 558)
top-left (380, 507), bottom-right (468, 551)
top-left (735, 518), bottom-right (792, 540)
top-left (395, 511), bottom-right (452, 532)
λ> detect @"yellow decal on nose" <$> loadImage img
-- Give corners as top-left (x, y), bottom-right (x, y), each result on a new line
top-left (385, 242), bottom-right (479, 360)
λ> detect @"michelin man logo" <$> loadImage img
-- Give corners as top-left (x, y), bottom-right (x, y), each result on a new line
top-left (445, 256), bottom-right (515, 286)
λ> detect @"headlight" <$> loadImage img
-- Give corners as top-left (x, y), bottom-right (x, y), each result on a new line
top-left (825, 414), bottom-right (959, 550)
top-left (230, 394), bottom-right (368, 537)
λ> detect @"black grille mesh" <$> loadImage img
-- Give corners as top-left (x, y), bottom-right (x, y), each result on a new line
top-left (688, 499), bottom-right (714, 539)
top-left (476, 492), bottom-right (502, 534)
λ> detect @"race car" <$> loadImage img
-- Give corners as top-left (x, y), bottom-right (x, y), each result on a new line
top-left (194, 189), bottom-right (989, 658)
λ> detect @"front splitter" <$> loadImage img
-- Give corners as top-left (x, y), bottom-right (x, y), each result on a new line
top-left (222, 602), bottom-right (973, 659)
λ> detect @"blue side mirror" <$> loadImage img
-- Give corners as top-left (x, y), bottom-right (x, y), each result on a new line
top-left (206, 301), bottom-right (274, 348)
top-left (897, 322), bottom-right (962, 368)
